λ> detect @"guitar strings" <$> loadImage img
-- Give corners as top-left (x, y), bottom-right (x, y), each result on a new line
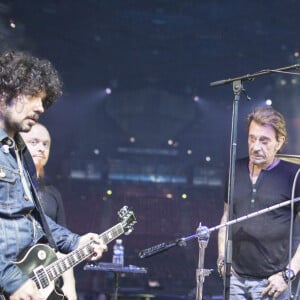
top-left (45, 224), bottom-right (124, 280)
top-left (29, 223), bottom-right (125, 288)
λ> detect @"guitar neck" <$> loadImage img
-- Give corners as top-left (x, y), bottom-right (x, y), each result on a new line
top-left (99, 222), bottom-right (125, 244)
top-left (46, 222), bottom-right (124, 281)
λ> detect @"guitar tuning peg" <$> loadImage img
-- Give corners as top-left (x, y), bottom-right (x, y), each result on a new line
top-left (118, 206), bottom-right (129, 218)
top-left (124, 227), bottom-right (133, 236)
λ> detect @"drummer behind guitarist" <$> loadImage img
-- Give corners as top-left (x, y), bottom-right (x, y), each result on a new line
top-left (0, 50), bottom-right (107, 300)
top-left (218, 106), bottom-right (300, 300)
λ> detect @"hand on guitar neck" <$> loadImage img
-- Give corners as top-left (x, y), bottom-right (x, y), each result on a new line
top-left (77, 233), bottom-right (108, 261)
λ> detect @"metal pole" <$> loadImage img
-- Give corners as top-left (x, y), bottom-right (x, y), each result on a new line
top-left (195, 225), bottom-right (212, 300)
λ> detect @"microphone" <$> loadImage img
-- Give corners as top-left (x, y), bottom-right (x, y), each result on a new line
top-left (139, 241), bottom-right (177, 259)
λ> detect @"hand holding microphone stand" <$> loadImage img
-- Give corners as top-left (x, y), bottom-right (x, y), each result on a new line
top-left (139, 197), bottom-right (300, 300)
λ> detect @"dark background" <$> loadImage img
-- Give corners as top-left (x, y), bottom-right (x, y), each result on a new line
top-left (1, 0), bottom-right (300, 299)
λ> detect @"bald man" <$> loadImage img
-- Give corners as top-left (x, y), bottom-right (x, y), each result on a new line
top-left (21, 123), bottom-right (77, 300)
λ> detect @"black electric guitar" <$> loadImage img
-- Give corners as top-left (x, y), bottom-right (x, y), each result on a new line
top-left (2, 206), bottom-right (136, 300)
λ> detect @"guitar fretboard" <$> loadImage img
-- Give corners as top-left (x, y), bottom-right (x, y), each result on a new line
top-left (43, 222), bottom-right (124, 281)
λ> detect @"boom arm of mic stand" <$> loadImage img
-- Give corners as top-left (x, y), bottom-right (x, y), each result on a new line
top-left (208, 197), bottom-right (300, 234)
top-left (138, 238), bottom-right (187, 259)
top-left (139, 225), bottom-right (211, 259)
top-left (138, 195), bottom-right (299, 260)
top-left (210, 64), bottom-right (300, 87)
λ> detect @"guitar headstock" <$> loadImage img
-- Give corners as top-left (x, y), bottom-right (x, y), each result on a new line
top-left (118, 206), bottom-right (137, 235)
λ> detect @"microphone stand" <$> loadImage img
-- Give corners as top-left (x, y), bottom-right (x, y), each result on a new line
top-left (139, 197), bottom-right (300, 300)
top-left (209, 63), bottom-right (300, 300)
top-left (222, 79), bottom-right (242, 300)
top-left (195, 224), bottom-right (212, 300)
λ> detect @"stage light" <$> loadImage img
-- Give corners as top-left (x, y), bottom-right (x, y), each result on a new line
top-left (105, 88), bottom-right (112, 94)
top-left (9, 19), bottom-right (16, 28)
top-left (291, 78), bottom-right (298, 85)
top-left (280, 79), bottom-right (287, 86)
top-left (168, 139), bottom-right (173, 145)
top-left (187, 149), bottom-right (192, 155)
top-left (106, 189), bottom-right (112, 195)
top-left (193, 96), bottom-right (199, 102)
top-left (265, 99), bottom-right (272, 106)
top-left (181, 193), bottom-right (187, 199)
top-left (148, 279), bottom-right (160, 288)
top-left (166, 193), bottom-right (173, 199)
top-left (205, 156), bottom-right (211, 162)
top-left (129, 136), bottom-right (135, 143)
top-left (94, 148), bottom-right (100, 155)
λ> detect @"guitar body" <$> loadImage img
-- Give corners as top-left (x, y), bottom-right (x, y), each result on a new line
top-left (1, 206), bottom-right (136, 300)
top-left (14, 244), bottom-right (64, 300)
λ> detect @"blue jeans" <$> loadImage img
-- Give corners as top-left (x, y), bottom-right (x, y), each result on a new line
top-left (229, 272), bottom-right (291, 300)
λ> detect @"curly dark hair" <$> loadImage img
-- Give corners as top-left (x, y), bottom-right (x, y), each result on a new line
top-left (0, 50), bottom-right (62, 109)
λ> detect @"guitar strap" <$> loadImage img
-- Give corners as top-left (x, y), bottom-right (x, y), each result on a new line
top-left (19, 146), bottom-right (58, 252)
top-left (25, 169), bottom-right (58, 251)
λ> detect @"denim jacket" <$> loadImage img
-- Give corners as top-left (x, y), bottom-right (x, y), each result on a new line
top-left (0, 130), bottom-right (80, 295)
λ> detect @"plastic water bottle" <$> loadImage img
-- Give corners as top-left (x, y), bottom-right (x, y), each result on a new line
top-left (112, 239), bottom-right (124, 266)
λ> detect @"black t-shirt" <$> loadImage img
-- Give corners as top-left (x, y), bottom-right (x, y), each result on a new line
top-left (228, 157), bottom-right (300, 278)
top-left (37, 178), bottom-right (66, 227)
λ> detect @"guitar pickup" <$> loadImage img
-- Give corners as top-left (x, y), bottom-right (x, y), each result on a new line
top-left (33, 265), bottom-right (49, 289)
